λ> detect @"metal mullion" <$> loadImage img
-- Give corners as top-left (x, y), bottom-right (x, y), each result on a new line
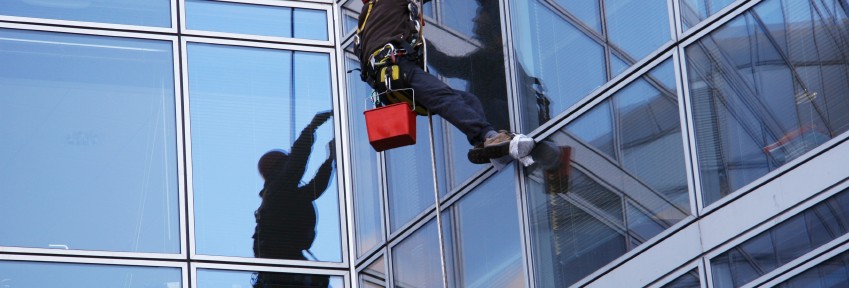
top-left (671, 0), bottom-right (684, 39)
top-left (703, 256), bottom-right (714, 288)
top-left (172, 31), bottom-right (190, 263)
top-left (386, 240), bottom-right (395, 288)
top-left (336, 36), bottom-right (386, 268)
top-left (325, 3), bottom-right (352, 269)
top-left (500, 1), bottom-right (537, 286)
top-left (0, 15), bottom-right (177, 34)
top-left (0, 254), bottom-right (188, 269)
top-left (191, 262), bottom-right (349, 278)
top-left (330, 0), bottom-right (359, 279)
top-left (676, 45), bottom-right (703, 216)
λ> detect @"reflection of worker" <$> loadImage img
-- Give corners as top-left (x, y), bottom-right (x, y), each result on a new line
top-left (252, 111), bottom-right (335, 288)
top-left (427, 0), bottom-right (509, 131)
top-left (356, 0), bottom-right (533, 164)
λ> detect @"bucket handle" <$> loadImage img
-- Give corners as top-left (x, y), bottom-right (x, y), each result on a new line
top-left (364, 88), bottom-right (416, 112)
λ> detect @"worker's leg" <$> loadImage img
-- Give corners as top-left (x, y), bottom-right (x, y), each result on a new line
top-left (396, 57), bottom-right (494, 145)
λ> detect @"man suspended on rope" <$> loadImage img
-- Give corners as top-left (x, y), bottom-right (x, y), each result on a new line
top-left (355, 0), bottom-right (534, 165)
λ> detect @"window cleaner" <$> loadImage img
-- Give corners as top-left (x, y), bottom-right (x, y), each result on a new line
top-left (355, 0), bottom-right (536, 165)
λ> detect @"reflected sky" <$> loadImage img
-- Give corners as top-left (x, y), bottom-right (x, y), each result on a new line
top-left (0, 261), bottom-right (181, 288)
top-left (0, 29), bottom-right (179, 253)
top-left (0, 0), bottom-right (171, 27)
top-left (186, 0), bottom-right (328, 41)
top-left (188, 43), bottom-right (340, 261)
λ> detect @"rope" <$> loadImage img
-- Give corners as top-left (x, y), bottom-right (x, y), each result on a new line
top-left (428, 112), bottom-right (449, 288)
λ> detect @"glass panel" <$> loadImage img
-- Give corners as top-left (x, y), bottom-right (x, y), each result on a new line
top-left (553, 0), bottom-right (602, 32)
top-left (778, 249), bottom-right (849, 288)
top-left (185, 0), bottom-right (328, 41)
top-left (197, 268), bottom-right (344, 288)
top-left (386, 120), bottom-right (438, 232)
top-left (439, 0), bottom-right (479, 38)
top-left (341, 0), bottom-right (364, 37)
top-left (360, 256), bottom-right (387, 287)
top-left (345, 45), bottom-right (384, 257)
top-left (188, 43), bottom-right (340, 261)
top-left (611, 53), bottom-right (632, 78)
top-left (662, 269), bottom-right (701, 288)
top-left (710, 187), bottom-right (849, 287)
top-left (686, 0), bottom-right (849, 206)
top-left (680, 0), bottom-right (738, 30)
top-left (604, 0), bottom-right (671, 60)
top-left (525, 59), bottom-right (690, 287)
top-left (0, 0), bottom-right (170, 27)
top-left (392, 219), bottom-right (444, 288)
top-left (428, 0), bottom-right (509, 190)
top-left (512, 0), bottom-right (607, 131)
top-left (293, 8), bottom-right (328, 40)
top-left (448, 164), bottom-right (525, 287)
top-left (0, 29), bottom-right (179, 253)
top-left (0, 261), bottom-right (181, 287)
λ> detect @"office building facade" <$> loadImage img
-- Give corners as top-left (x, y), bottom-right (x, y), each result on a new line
top-left (2, 0), bottom-right (849, 287)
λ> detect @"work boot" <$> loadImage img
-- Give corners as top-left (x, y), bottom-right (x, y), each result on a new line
top-left (467, 130), bottom-right (515, 164)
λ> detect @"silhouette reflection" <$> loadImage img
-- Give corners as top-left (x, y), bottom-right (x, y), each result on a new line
top-left (427, 0), bottom-right (510, 131)
top-left (252, 111), bottom-right (335, 288)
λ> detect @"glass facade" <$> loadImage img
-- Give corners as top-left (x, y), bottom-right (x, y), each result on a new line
top-left (686, 0), bottom-right (849, 206)
top-left (711, 187), bottom-right (849, 287)
top-left (3, 0), bottom-right (849, 287)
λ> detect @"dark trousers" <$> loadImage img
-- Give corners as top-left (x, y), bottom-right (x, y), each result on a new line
top-left (394, 56), bottom-right (494, 145)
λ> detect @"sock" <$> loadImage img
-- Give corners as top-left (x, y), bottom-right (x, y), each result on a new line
top-left (484, 130), bottom-right (498, 140)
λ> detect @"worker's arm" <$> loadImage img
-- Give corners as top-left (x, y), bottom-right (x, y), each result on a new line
top-left (299, 139), bottom-right (336, 200)
top-left (425, 41), bottom-right (470, 78)
top-left (266, 111), bottom-right (332, 194)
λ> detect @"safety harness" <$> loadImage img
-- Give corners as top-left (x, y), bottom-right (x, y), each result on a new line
top-left (356, 0), bottom-right (428, 115)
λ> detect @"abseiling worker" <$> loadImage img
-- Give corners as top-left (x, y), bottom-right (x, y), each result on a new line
top-left (355, 0), bottom-right (534, 164)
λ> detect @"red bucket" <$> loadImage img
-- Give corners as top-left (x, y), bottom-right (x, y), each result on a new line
top-left (364, 102), bottom-right (416, 151)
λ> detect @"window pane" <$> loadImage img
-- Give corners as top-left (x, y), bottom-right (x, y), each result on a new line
top-left (188, 43), bottom-right (340, 262)
top-left (392, 219), bottom-right (444, 288)
top-left (680, 0), bottom-right (738, 30)
top-left (428, 0), bottom-right (509, 189)
top-left (0, 29), bottom-right (179, 253)
top-left (511, 0), bottom-right (607, 131)
top-left (662, 269), bottom-right (701, 288)
top-left (686, 0), bottom-right (849, 206)
top-left (553, 0), bottom-right (602, 32)
top-left (344, 44), bottom-right (383, 257)
top-left (525, 59), bottom-right (690, 287)
top-left (386, 121), bottom-right (439, 232)
top-left (0, 261), bottom-right (181, 287)
top-left (449, 164), bottom-right (525, 287)
top-left (341, 0), bottom-right (363, 38)
top-left (711, 187), bottom-right (849, 287)
top-left (0, 0), bottom-right (170, 27)
top-left (197, 268), bottom-right (343, 288)
top-left (185, 0), bottom-right (328, 41)
top-left (360, 256), bottom-right (387, 287)
top-left (604, 0), bottom-right (671, 59)
top-left (439, 0), bottom-right (478, 38)
top-left (778, 249), bottom-right (849, 288)
top-left (294, 7), bottom-right (328, 40)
